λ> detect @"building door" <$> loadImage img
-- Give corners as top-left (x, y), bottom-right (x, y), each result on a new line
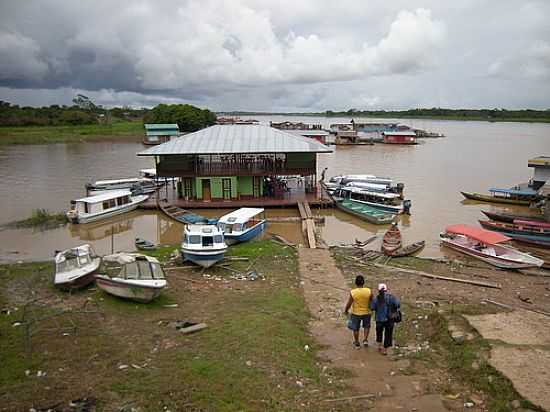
top-left (222, 178), bottom-right (232, 200)
top-left (202, 179), bottom-right (211, 201)
top-left (253, 176), bottom-right (261, 198)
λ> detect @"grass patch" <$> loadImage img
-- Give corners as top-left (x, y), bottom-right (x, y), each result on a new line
top-left (138, 245), bottom-right (178, 263)
top-left (0, 120), bottom-right (143, 145)
top-left (5, 208), bottom-right (68, 231)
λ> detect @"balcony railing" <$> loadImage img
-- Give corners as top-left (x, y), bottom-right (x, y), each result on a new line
top-left (158, 160), bottom-right (316, 177)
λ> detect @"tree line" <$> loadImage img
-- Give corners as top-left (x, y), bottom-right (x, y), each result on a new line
top-left (0, 98), bottom-right (217, 131)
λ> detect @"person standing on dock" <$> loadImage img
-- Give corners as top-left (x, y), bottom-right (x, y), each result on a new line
top-left (344, 275), bottom-right (372, 349)
top-left (371, 283), bottom-right (400, 355)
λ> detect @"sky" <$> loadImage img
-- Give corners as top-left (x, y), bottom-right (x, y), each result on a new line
top-left (0, 0), bottom-right (549, 111)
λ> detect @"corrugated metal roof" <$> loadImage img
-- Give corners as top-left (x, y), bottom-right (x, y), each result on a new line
top-left (144, 123), bottom-right (179, 130)
top-left (138, 125), bottom-right (333, 156)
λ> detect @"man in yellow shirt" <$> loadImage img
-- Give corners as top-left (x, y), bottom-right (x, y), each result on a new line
top-left (344, 275), bottom-right (372, 349)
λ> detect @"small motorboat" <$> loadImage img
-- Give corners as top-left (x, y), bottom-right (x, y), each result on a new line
top-left (440, 224), bottom-right (543, 269)
top-left (333, 186), bottom-right (411, 214)
top-left (460, 188), bottom-right (537, 206)
top-left (481, 210), bottom-right (546, 224)
top-left (66, 190), bottom-right (149, 224)
top-left (387, 241), bottom-right (426, 257)
top-left (95, 253), bottom-right (167, 302)
top-left (135, 238), bottom-right (156, 250)
top-left (54, 244), bottom-right (101, 289)
top-left (335, 198), bottom-right (396, 225)
top-left (181, 225), bottom-right (227, 268)
top-left (382, 223), bottom-right (402, 254)
top-left (217, 208), bottom-right (267, 245)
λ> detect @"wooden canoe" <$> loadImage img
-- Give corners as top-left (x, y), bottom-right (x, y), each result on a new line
top-left (160, 203), bottom-right (217, 225)
top-left (481, 210), bottom-right (546, 224)
top-left (479, 220), bottom-right (550, 238)
top-left (386, 241), bottom-right (426, 257)
top-left (382, 224), bottom-right (402, 254)
top-left (336, 199), bottom-right (396, 225)
top-left (461, 191), bottom-right (531, 206)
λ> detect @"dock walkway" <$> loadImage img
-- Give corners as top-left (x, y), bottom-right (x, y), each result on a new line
top-left (298, 201), bottom-right (317, 249)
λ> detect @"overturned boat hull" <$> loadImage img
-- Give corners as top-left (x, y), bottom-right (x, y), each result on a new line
top-left (95, 276), bottom-right (165, 303)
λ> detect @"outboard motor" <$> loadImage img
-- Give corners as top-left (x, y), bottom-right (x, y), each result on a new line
top-left (396, 183), bottom-right (405, 198)
top-left (403, 199), bottom-right (412, 215)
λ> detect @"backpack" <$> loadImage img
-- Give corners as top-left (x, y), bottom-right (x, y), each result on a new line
top-left (387, 294), bottom-right (402, 323)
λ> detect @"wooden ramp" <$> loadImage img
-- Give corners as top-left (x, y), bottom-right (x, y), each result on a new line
top-left (298, 201), bottom-right (316, 249)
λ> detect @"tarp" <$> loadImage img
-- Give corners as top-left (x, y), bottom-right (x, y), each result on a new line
top-left (446, 224), bottom-right (511, 244)
top-left (489, 188), bottom-right (537, 196)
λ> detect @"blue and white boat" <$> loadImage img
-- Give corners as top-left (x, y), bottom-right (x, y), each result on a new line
top-left (181, 225), bottom-right (227, 268)
top-left (333, 186), bottom-right (411, 214)
top-left (217, 208), bottom-right (267, 245)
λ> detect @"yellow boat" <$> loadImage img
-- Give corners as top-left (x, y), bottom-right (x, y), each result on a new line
top-left (460, 190), bottom-right (533, 206)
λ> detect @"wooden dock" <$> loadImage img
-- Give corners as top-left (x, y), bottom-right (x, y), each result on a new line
top-left (298, 201), bottom-right (317, 249)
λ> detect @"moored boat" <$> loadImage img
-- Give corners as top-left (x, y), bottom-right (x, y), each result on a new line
top-left (479, 220), bottom-right (550, 239)
top-left (334, 186), bottom-right (411, 214)
top-left (460, 188), bottom-right (537, 206)
top-left (96, 253), bottom-right (167, 302)
top-left (181, 225), bottom-right (227, 268)
top-left (160, 203), bottom-right (217, 225)
top-left (335, 198), bottom-right (396, 225)
top-left (217, 208), bottom-right (266, 245)
top-left (323, 174), bottom-right (394, 194)
top-left (382, 224), bottom-right (402, 254)
top-left (387, 241), bottom-right (426, 257)
top-left (86, 177), bottom-right (159, 195)
top-left (54, 244), bottom-right (100, 289)
top-left (440, 224), bottom-right (543, 269)
top-left (66, 190), bottom-right (149, 224)
top-left (135, 238), bottom-right (156, 250)
top-left (480, 210), bottom-right (546, 224)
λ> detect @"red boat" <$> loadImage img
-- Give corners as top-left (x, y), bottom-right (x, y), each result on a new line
top-left (382, 224), bottom-right (402, 254)
top-left (513, 219), bottom-right (550, 229)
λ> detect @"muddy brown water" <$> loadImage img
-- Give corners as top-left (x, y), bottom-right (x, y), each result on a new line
top-left (0, 117), bottom-right (548, 262)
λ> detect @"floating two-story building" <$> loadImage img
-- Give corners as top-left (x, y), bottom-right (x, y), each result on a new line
top-left (138, 124), bottom-right (332, 207)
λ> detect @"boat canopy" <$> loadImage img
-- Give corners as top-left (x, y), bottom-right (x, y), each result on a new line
top-left (488, 188), bottom-right (537, 196)
top-left (446, 224), bottom-right (511, 244)
top-left (185, 224), bottom-right (224, 235)
top-left (343, 186), bottom-right (401, 199)
top-left (218, 208), bottom-right (264, 225)
top-left (93, 177), bottom-right (151, 186)
top-left (74, 190), bottom-right (132, 203)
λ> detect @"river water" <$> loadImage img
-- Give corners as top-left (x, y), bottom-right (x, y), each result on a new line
top-left (0, 116), bottom-right (548, 262)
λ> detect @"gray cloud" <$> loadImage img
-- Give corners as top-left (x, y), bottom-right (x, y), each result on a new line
top-left (0, 0), bottom-right (549, 110)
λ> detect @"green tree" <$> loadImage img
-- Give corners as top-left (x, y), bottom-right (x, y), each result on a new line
top-left (143, 104), bottom-right (217, 132)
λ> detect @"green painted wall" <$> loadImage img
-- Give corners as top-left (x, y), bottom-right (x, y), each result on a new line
top-left (238, 176), bottom-right (254, 196)
top-left (286, 153), bottom-right (315, 168)
top-left (194, 176), bottom-right (238, 199)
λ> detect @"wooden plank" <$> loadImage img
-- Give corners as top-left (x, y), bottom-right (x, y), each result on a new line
top-left (306, 219), bottom-right (316, 249)
top-left (303, 201), bottom-right (313, 219)
top-left (297, 202), bottom-right (307, 219)
top-left (373, 263), bottom-right (501, 289)
top-left (179, 323), bottom-right (208, 335)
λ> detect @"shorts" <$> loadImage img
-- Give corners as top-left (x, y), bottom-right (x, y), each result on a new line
top-left (347, 313), bottom-right (372, 331)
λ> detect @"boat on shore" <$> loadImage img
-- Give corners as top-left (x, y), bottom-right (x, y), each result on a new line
top-left (333, 186), bottom-right (411, 214)
top-left (335, 198), bottom-right (396, 225)
top-left (382, 224), bottom-right (402, 254)
top-left (479, 220), bottom-right (550, 240)
top-left (86, 177), bottom-right (159, 195)
top-left (181, 225), bottom-right (227, 268)
top-left (481, 210), bottom-right (546, 224)
top-left (440, 225), bottom-right (543, 269)
top-left (461, 188), bottom-right (537, 206)
top-left (217, 208), bottom-right (267, 245)
top-left (54, 244), bottom-right (100, 289)
top-left (135, 238), bottom-right (156, 250)
top-left (96, 253), bottom-right (167, 302)
top-left (387, 241), bottom-right (426, 257)
top-left (66, 190), bottom-right (149, 224)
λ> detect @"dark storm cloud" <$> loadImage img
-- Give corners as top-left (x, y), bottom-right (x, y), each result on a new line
top-left (0, 0), bottom-right (549, 110)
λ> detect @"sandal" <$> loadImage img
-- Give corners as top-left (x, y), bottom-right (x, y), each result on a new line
top-left (354, 341), bottom-right (361, 349)
top-left (362, 340), bottom-right (369, 347)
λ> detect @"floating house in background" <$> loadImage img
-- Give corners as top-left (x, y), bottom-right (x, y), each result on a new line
top-left (270, 121), bottom-right (330, 144)
top-left (382, 131), bottom-right (418, 145)
top-left (528, 156), bottom-right (550, 190)
top-left (138, 124), bottom-right (332, 207)
top-left (143, 124), bottom-right (179, 145)
top-left (216, 117), bottom-right (259, 125)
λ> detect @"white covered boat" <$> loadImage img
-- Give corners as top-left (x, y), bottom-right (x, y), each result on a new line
top-left (54, 244), bottom-right (100, 289)
top-left (86, 177), bottom-right (158, 195)
top-left (181, 225), bottom-right (227, 268)
top-left (440, 224), bottom-right (544, 270)
top-left (217, 208), bottom-right (266, 245)
top-left (333, 186), bottom-right (411, 214)
top-left (324, 174), bottom-right (393, 193)
top-left (66, 190), bottom-right (149, 224)
top-left (95, 253), bottom-right (167, 302)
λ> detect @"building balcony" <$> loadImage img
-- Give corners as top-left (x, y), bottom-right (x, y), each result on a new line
top-left (157, 161), bottom-right (316, 177)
